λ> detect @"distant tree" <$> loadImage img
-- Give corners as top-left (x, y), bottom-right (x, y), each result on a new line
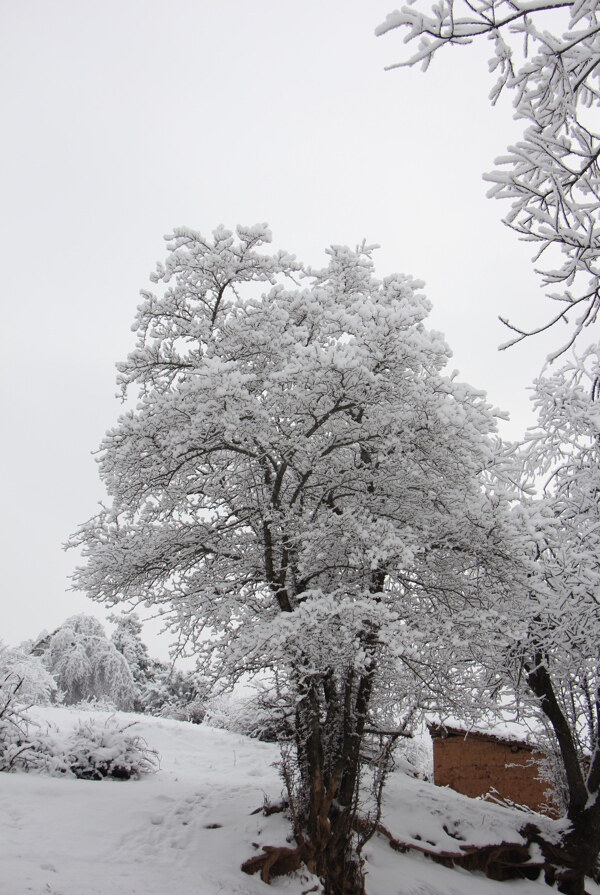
top-left (377, 0), bottom-right (600, 357)
top-left (71, 225), bottom-right (516, 894)
top-left (109, 613), bottom-right (160, 712)
top-left (141, 667), bottom-right (207, 724)
top-left (110, 613), bottom-right (206, 720)
top-left (110, 613), bottom-right (154, 687)
top-left (43, 615), bottom-right (135, 710)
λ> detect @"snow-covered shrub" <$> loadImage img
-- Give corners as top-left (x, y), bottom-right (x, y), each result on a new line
top-left (203, 692), bottom-right (258, 735)
top-left (393, 731), bottom-right (433, 781)
top-left (61, 716), bottom-right (159, 780)
top-left (0, 704), bottom-right (159, 780)
top-left (234, 696), bottom-right (293, 743)
top-left (0, 642), bottom-right (57, 772)
top-left (68, 695), bottom-right (121, 712)
top-left (42, 615), bottom-right (136, 710)
top-left (140, 667), bottom-right (207, 723)
top-left (0, 671), bottom-right (34, 771)
top-left (204, 688), bottom-right (292, 741)
top-left (0, 643), bottom-right (57, 705)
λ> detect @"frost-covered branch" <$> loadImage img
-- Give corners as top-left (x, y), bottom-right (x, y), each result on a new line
top-left (378, 0), bottom-right (600, 357)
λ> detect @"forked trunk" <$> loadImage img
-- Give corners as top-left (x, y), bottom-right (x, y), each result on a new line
top-left (304, 808), bottom-right (365, 895)
top-left (292, 666), bottom-right (376, 895)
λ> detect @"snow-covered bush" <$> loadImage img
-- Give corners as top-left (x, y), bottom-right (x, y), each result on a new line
top-left (42, 615), bottom-right (136, 710)
top-left (204, 688), bottom-right (293, 742)
top-left (231, 696), bottom-right (292, 743)
top-left (0, 642), bottom-right (56, 705)
top-left (68, 695), bottom-right (121, 712)
top-left (60, 716), bottom-right (159, 780)
top-left (0, 708), bottom-right (159, 780)
top-left (0, 643), bottom-right (58, 772)
top-left (204, 693), bottom-right (257, 736)
top-left (393, 732), bottom-right (433, 782)
top-left (0, 671), bottom-right (34, 771)
top-left (140, 667), bottom-right (207, 723)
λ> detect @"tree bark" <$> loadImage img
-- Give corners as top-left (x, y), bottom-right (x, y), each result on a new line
top-left (290, 664), bottom-right (378, 895)
top-left (551, 806), bottom-right (600, 895)
top-left (526, 655), bottom-right (600, 892)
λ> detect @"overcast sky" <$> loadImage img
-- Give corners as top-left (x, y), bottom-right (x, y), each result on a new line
top-left (1, 1), bottom-right (559, 658)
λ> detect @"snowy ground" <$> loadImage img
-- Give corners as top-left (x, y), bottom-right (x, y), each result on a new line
top-left (2, 706), bottom-right (598, 895)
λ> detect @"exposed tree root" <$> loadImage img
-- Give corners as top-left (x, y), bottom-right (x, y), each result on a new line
top-left (352, 815), bottom-right (544, 882)
top-left (241, 845), bottom-right (303, 883)
top-left (243, 811), bottom-right (554, 887)
top-left (520, 822), bottom-right (600, 893)
top-left (249, 800), bottom-right (288, 817)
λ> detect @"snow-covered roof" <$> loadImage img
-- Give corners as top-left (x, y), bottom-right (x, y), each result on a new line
top-left (428, 720), bottom-right (540, 751)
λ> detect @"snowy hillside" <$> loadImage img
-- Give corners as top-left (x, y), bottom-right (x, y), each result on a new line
top-left (2, 706), bottom-right (598, 895)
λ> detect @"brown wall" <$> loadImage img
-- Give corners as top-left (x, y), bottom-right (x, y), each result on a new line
top-left (432, 734), bottom-right (554, 815)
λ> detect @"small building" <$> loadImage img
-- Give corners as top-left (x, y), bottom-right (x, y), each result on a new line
top-left (429, 723), bottom-right (556, 816)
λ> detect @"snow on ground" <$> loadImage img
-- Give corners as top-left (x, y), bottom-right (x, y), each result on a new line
top-left (1, 706), bottom-right (598, 895)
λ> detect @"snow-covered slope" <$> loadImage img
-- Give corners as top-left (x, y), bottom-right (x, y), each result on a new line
top-left (1, 706), bottom-right (597, 895)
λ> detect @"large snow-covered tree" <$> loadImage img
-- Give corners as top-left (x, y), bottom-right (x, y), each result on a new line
top-left (377, 0), bottom-right (600, 357)
top-left (509, 350), bottom-right (600, 893)
top-left (42, 615), bottom-right (135, 710)
top-left (71, 224), bottom-right (515, 894)
top-left (458, 348), bottom-right (600, 893)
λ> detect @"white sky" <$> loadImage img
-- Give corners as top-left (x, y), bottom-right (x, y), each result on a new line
top-left (1, 1), bottom-right (561, 659)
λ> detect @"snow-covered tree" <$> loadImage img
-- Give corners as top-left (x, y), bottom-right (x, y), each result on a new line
top-left (110, 613), bottom-right (206, 719)
top-left (377, 0), bottom-right (600, 357)
top-left (43, 615), bottom-right (135, 710)
top-left (109, 613), bottom-right (159, 712)
top-left (110, 613), bottom-right (154, 687)
top-left (458, 348), bottom-right (600, 892)
top-left (71, 224), bottom-right (516, 894)
top-left (507, 349), bottom-right (600, 893)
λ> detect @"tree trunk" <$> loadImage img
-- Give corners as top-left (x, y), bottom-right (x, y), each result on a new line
top-left (550, 805), bottom-right (600, 895)
top-left (526, 656), bottom-right (600, 893)
top-left (291, 664), bottom-right (377, 895)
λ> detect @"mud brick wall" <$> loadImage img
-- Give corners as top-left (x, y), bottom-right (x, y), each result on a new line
top-left (432, 732), bottom-right (553, 815)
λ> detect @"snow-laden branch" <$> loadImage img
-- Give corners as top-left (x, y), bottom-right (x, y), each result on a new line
top-left (378, 0), bottom-right (600, 356)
